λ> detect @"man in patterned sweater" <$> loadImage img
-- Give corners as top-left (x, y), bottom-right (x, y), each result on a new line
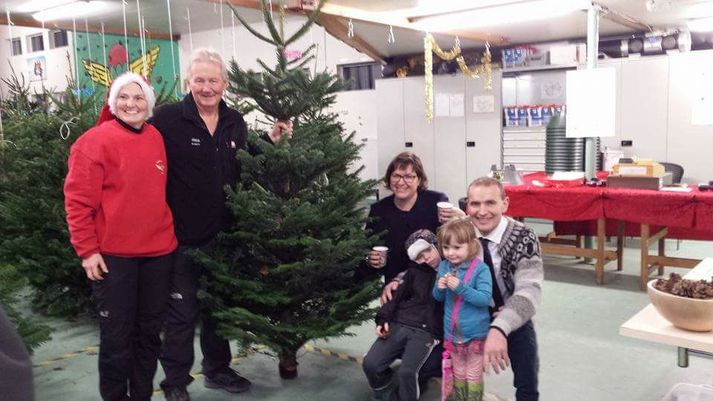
top-left (465, 176), bottom-right (543, 401)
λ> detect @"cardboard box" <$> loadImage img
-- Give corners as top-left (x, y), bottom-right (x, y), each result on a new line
top-left (612, 162), bottom-right (665, 177)
top-left (607, 173), bottom-right (673, 190)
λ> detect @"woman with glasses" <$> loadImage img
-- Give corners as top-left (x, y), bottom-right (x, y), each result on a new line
top-left (364, 152), bottom-right (449, 284)
top-left (362, 152), bottom-right (450, 396)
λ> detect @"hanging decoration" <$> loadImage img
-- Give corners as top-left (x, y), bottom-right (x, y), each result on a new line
top-left (231, 9), bottom-right (237, 61)
top-left (347, 19), bottom-right (354, 38)
top-left (186, 7), bottom-right (194, 54)
top-left (423, 33), bottom-right (492, 122)
top-left (219, 0), bottom-right (225, 55)
top-left (5, 10), bottom-right (13, 59)
top-left (166, 0), bottom-right (179, 96)
top-left (84, 18), bottom-right (96, 94)
top-left (136, 0), bottom-right (148, 76)
top-left (59, 117), bottom-right (79, 140)
top-left (424, 35), bottom-right (433, 122)
top-left (100, 22), bottom-right (108, 66)
top-left (72, 17), bottom-right (80, 98)
top-left (122, 1), bottom-right (129, 64)
top-left (387, 25), bottom-right (395, 44)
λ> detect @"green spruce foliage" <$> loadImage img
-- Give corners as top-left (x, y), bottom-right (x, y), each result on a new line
top-left (198, 0), bottom-right (380, 376)
top-left (0, 264), bottom-right (52, 352)
top-left (0, 79), bottom-right (99, 317)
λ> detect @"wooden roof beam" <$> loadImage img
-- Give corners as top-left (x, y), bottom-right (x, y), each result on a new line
top-left (314, 14), bottom-right (387, 65)
top-left (309, 2), bottom-right (509, 46)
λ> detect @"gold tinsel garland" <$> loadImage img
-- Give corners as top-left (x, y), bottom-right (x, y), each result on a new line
top-left (424, 35), bottom-right (434, 122)
top-left (424, 33), bottom-right (492, 122)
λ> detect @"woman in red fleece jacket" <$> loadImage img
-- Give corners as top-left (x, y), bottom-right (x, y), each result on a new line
top-left (64, 72), bottom-right (177, 401)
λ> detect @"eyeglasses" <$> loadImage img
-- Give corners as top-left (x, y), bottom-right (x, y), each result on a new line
top-left (390, 173), bottom-right (418, 184)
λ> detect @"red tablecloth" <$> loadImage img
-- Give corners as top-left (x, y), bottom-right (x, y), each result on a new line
top-left (505, 185), bottom-right (713, 240)
top-left (506, 186), bottom-right (603, 221)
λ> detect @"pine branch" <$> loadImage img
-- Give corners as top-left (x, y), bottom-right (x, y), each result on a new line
top-left (227, 2), bottom-right (275, 45)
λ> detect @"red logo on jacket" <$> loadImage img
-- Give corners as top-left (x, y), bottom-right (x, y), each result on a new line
top-left (155, 160), bottom-right (166, 175)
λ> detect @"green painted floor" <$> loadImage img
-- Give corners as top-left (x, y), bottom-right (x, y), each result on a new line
top-left (30, 232), bottom-right (713, 401)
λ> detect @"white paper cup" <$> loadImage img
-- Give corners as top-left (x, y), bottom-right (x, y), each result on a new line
top-left (372, 246), bottom-right (389, 268)
top-left (437, 201), bottom-right (454, 210)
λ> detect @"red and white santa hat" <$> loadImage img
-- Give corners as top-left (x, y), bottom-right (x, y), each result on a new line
top-left (96, 72), bottom-right (156, 126)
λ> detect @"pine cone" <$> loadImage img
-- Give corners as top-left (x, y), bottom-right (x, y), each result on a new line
top-left (655, 273), bottom-right (713, 299)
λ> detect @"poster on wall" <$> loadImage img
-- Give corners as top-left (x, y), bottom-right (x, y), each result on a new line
top-left (565, 67), bottom-right (616, 138)
top-left (473, 95), bottom-right (495, 113)
top-left (74, 32), bottom-right (180, 96)
top-left (27, 56), bottom-right (47, 82)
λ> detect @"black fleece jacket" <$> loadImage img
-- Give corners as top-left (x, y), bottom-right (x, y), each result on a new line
top-left (375, 262), bottom-right (444, 339)
top-left (151, 95), bottom-right (247, 246)
top-left (365, 189), bottom-right (447, 283)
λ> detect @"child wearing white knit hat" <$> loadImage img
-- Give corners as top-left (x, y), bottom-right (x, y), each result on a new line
top-left (362, 229), bottom-right (443, 401)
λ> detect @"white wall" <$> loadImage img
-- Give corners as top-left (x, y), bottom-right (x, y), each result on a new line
top-left (600, 52), bottom-right (713, 184)
top-left (180, 16), bottom-right (380, 181)
top-left (0, 25), bottom-right (75, 97)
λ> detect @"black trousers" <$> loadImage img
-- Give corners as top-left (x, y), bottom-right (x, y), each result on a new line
top-left (94, 253), bottom-right (173, 401)
top-left (509, 320), bottom-right (539, 401)
top-left (159, 244), bottom-right (231, 390)
top-left (362, 323), bottom-right (440, 401)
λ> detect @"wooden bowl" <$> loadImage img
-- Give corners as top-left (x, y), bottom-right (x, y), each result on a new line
top-left (648, 280), bottom-right (713, 332)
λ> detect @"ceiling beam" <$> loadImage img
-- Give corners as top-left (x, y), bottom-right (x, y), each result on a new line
top-left (314, 14), bottom-right (387, 65)
top-left (0, 15), bottom-right (179, 40)
top-left (213, 1), bottom-right (388, 64)
top-left (594, 2), bottom-right (654, 33)
top-left (211, 0), bottom-right (304, 12)
top-left (310, 2), bottom-right (509, 45)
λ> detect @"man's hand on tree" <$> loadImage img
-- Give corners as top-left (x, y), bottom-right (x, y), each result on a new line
top-left (268, 120), bottom-right (294, 143)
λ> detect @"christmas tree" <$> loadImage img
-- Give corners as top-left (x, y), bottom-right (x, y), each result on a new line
top-left (197, 0), bottom-right (381, 378)
top-left (0, 74), bottom-right (98, 317)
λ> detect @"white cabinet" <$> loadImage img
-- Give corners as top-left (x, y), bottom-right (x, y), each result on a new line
top-left (667, 51), bottom-right (713, 183)
top-left (375, 78), bottom-right (406, 199)
top-left (620, 56), bottom-right (669, 162)
top-left (376, 73), bottom-right (503, 202)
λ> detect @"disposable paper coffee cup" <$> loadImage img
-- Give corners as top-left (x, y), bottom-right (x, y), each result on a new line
top-left (437, 201), bottom-right (454, 210)
top-left (372, 246), bottom-right (389, 268)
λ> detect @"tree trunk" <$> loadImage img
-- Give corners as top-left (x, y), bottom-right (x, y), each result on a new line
top-left (278, 348), bottom-right (298, 379)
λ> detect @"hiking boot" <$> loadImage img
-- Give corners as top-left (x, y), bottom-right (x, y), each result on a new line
top-left (204, 369), bottom-right (251, 393)
top-left (163, 386), bottom-right (190, 401)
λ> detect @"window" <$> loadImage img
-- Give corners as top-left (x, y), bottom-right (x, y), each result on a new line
top-left (337, 62), bottom-right (382, 91)
top-left (28, 34), bottom-right (44, 52)
top-left (11, 37), bottom-right (22, 56)
top-left (50, 30), bottom-right (68, 48)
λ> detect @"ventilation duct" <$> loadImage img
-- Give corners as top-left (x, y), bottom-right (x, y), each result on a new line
top-left (599, 31), bottom-right (691, 58)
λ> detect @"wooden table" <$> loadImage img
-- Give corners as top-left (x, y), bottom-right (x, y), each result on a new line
top-left (505, 185), bottom-right (622, 285)
top-left (506, 184), bottom-right (713, 289)
top-left (620, 258), bottom-right (713, 367)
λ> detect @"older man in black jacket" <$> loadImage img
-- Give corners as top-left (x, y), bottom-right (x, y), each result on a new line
top-left (152, 47), bottom-right (290, 401)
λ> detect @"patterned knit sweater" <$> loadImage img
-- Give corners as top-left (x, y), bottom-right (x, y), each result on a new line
top-left (491, 217), bottom-right (544, 336)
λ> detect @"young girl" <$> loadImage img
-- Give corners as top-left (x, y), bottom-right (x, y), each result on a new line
top-left (432, 218), bottom-right (492, 401)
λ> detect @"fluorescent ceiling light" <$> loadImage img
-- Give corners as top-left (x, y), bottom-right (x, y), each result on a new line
top-left (688, 17), bottom-right (713, 32)
top-left (32, 1), bottom-right (110, 22)
top-left (411, 0), bottom-right (591, 32)
top-left (16, 0), bottom-right (76, 13)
